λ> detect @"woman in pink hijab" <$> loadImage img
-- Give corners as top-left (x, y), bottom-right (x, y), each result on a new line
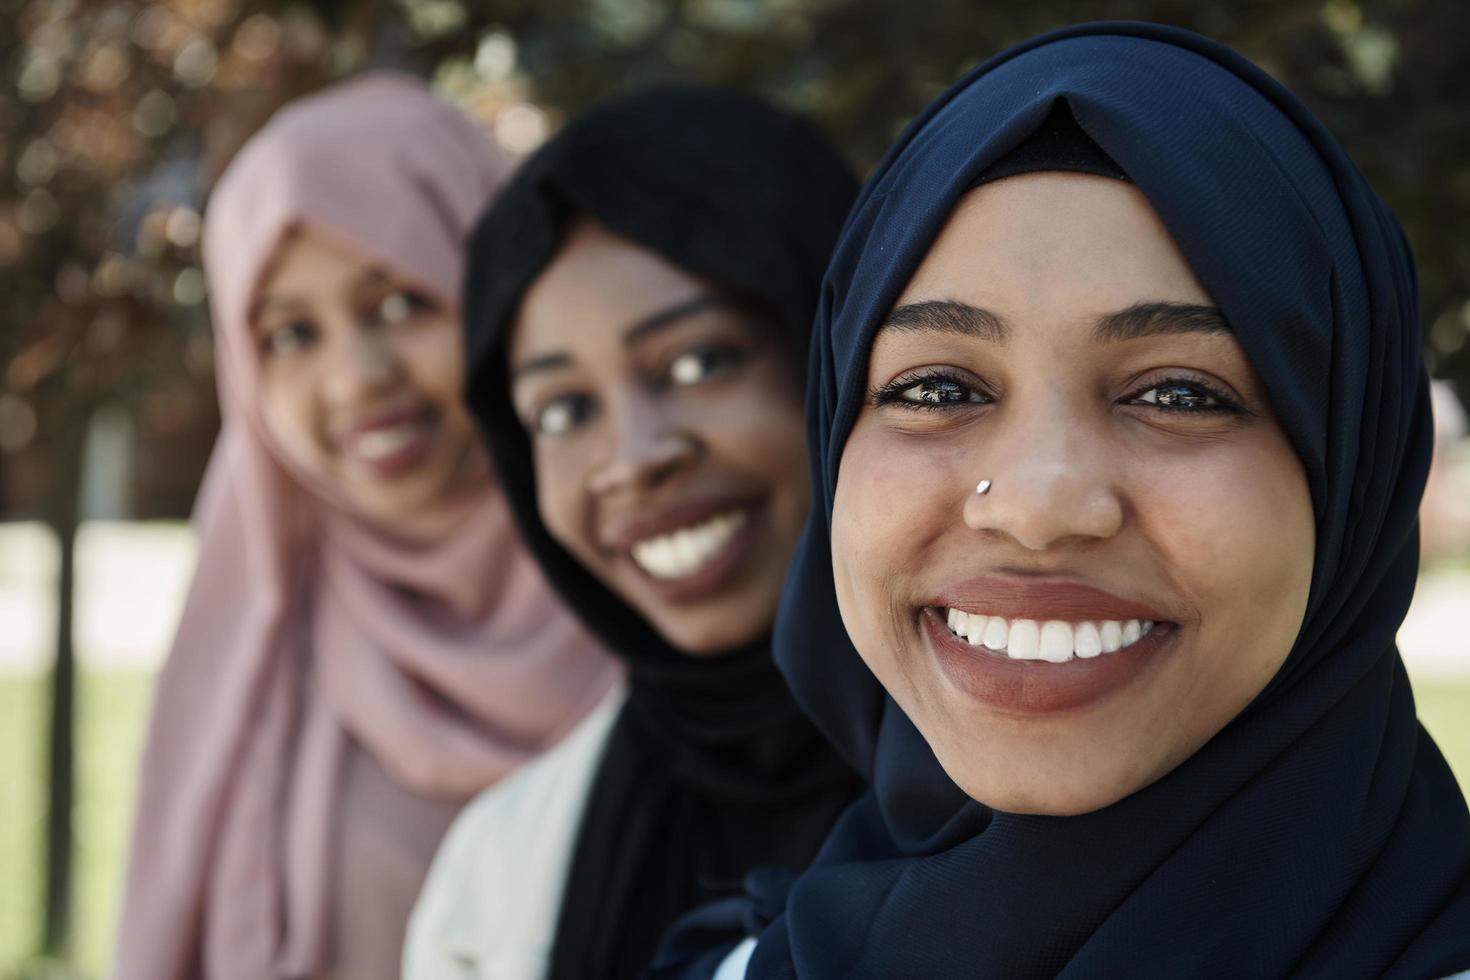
top-left (112, 73), bottom-right (621, 980)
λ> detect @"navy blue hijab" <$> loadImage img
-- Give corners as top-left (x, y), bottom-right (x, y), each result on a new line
top-left (659, 21), bottom-right (1470, 980)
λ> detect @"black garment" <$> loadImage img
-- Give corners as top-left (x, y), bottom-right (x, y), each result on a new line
top-left (460, 87), bottom-right (861, 980)
top-left (658, 21), bottom-right (1470, 980)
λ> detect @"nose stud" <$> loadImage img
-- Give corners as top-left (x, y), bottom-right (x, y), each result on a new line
top-left (975, 479), bottom-right (992, 495)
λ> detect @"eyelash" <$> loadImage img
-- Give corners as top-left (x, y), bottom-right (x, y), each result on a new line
top-left (530, 342), bottom-right (752, 438)
top-left (258, 289), bottom-right (437, 357)
top-left (663, 343), bottom-right (749, 387)
top-left (870, 368), bottom-right (992, 410)
top-left (369, 288), bottom-right (436, 325)
top-left (1124, 376), bottom-right (1246, 415)
top-left (869, 369), bottom-right (1247, 416)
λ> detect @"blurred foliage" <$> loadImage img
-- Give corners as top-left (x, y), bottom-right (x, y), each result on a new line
top-left (433, 0), bottom-right (1470, 379)
top-left (1, 0), bottom-right (1467, 520)
top-left (0, 0), bottom-right (392, 517)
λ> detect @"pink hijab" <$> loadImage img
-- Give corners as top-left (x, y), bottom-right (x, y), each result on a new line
top-left (113, 73), bottom-right (620, 980)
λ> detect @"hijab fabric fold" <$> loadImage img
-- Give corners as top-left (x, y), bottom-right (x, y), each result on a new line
top-left (461, 87), bottom-right (863, 980)
top-left (114, 73), bottom-right (619, 980)
top-left (671, 22), bottom-right (1470, 979)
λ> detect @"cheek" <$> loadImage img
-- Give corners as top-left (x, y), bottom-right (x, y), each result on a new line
top-left (835, 422), bottom-right (973, 561)
top-left (534, 441), bottom-right (599, 566)
top-left (698, 366), bottom-right (810, 501)
top-left (1140, 435), bottom-right (1312, 622)
top-left (831, 423), bottom-right (963, 672)
top-left (258, 363), bottom-right (323, 461)
top-left (1135, 430), bottom-right (1314, 710)
top-left (398, 323), bottom-right (469, 414)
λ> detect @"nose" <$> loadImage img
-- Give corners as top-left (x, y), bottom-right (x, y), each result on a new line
top-left (586, 390), bottom-right (699, 497)
top-left (321, 325), bottom-right (398, 405)
top-left (962, 400), bottom-right (1124, 551)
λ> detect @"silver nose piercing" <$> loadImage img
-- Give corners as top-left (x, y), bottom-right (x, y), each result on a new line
top-left (975, 479), bottom-right (992, 495)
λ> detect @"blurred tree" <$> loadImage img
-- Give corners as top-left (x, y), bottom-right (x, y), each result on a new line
top-left (0, 0), bottom-right (385, 959)
top-left (421, 0), bottom-right (1470, 386)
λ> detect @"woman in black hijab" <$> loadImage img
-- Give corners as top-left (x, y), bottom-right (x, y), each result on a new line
top-left (656, 22), bottom-right (1470, 980)
top-left (405, 87), bottom-right (861, 980)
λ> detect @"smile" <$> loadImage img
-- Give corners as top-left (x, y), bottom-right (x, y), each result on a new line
top-left (353, 421), bottom-right (428, 461)
top-left (338, 406), bottom-right (438, 475)
top-left (631, 509), bottom-right (749, 581)
top-left (942, 609), bottom-right (1156, 663)
top-left (921, 576), bottom-right (1179, 713)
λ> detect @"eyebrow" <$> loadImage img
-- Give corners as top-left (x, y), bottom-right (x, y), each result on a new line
top-left (880, 300), bottom-right (1007, 342)
top-left (878, 299), bottom-right (1231, 344)
top-left (511, 293), bottom-right (740, 381)
top-left (622, 293), bottom-right (737, 345)
top-left (1093, 302), bottom-right (1232, 342)
top-left (249, 266), bottom-right (398, 327)
top-left (512, 350), bottom-right (574, 379)
top-left (249, 293), bottom-right (303, 326)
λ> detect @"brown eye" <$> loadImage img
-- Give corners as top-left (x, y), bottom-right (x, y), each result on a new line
top-left (871, 369), bottom-right (991, 410)
top-left (535, 393), bottom-right (597, 437)
top-left (1127, 379), bottom-right (1241, 414)
top-left (667, 344), bottom-right (748, 386)
top-left (375, 289), bottom-right (436, 325)
top-left (900, 378), bottom-right (982, 406)
top-left (264, 321), bottom-right (318, 357)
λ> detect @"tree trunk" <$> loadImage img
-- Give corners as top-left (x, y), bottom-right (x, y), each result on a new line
top-left (41, 408), bottom-right (87, 957)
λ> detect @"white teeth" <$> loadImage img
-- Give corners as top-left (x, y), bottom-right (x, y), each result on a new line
top-left (951, 609), bottom-right (970, 638)
top-left (982, 616), bottom-right (1009, 651)
top-left (1007, 620), bottom-right (1041, 660)
top-left (1038, 621), bottom-right (1073, 663)
top-left (353, 423), bottom-right (422, 461)
top-left (1074, 621), bottom-right (1103, 659)
top-left (942, 609), bottom-right (1160, 663)
top-left (630, 509), bottom-right (748, 581)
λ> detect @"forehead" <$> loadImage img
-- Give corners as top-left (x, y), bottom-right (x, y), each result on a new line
top-left (511, 220), bottom-right (706, 361)
top-left (258, 226), bottom-right (377, 302)
top-left (897, 173), bottom-right (1210, 314)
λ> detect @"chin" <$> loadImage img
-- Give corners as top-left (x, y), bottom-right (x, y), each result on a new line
top-left (959, 776), bottom-right (1119, 817)
top-left (933, 732), bottom-right (1163, 816)
top-left (652, 615), bottom-right (765, 658)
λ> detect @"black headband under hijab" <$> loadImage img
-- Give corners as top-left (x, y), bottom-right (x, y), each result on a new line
top-left (657, 22), bottom-right (1470, 980)
top-left (461, 87), bottom-right (861, 980)
top-left (970, 100), bottom-right (1128, 186)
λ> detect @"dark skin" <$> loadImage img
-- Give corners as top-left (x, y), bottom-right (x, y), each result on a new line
top-left (510, 219), bottom-right (810, 655)
top-left (834, 174), bottom-right (1314, 814)
top-left (252, 228), bottom-right (479, 538)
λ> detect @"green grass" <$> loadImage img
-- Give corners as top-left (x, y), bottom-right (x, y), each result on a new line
top-left (1, 671), bottom-right (153, 980)
top-left (0, 669), bottom-right (1467, 978)
top-left (1417, 676), bottom-right (1470, 789)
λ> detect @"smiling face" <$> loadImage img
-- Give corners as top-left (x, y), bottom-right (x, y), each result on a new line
top-left (509, 220), bottom-right (810, 656)
top-left (252, 227), bottom-right (480, 537)
top-left (831, 173), bottom-right (1315, 815)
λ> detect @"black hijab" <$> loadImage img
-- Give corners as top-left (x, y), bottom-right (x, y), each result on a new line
top-left (460, 87), bottom-right (862, 980)
top-left (660, 22), bottom-right (1470, 980)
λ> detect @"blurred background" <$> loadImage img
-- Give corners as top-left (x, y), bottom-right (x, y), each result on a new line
top-left (1, 0), bottom-right (1468, 976)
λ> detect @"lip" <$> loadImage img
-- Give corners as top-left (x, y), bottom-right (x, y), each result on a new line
top-left (333, 403), bottom-right (433, 447)
top-left (601, 495), bottom-right (761, 551)
top-left (334, 404), bottom-right (439, 477)
top-left (605, 496), bottom-right (766, 605)
top-left (922, 608), bottom-right (1175, 715)
top-left (928, 575), bottom-right (1172, 624)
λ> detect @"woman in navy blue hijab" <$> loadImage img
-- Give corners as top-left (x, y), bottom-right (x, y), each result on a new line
top-left (657, 21), bottom-right (1470, 980)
